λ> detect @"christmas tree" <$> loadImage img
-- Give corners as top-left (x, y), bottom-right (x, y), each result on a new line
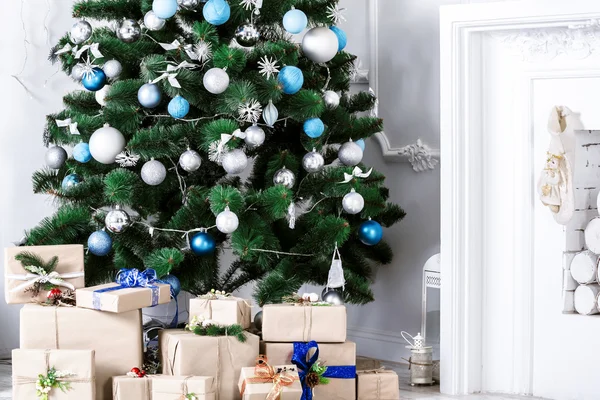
top-left (28, 0), bottom-right (405, 306)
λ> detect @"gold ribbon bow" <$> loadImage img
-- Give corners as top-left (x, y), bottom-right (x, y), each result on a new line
top-left (241, 356), bottom-right (297, 400)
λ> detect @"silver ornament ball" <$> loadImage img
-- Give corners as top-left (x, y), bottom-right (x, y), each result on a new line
top-left (203, 68), bottom-right (230, 94)
top-left (222, 149), bottom-right (248, 175)
top-left (45, 146), bottom-right (68, 169)
top-left (254, 310), bottom-right (263, 331)
top-left (323, 90), bottom-right (340, 109)
top-left (105, 205), bottom-right (132, 234)
top-left (216, 207), bottom-right (239, 234)
top-left (141, 159), bottom-right (167, 186)
top-left (302, 149), bottom-right (325, 173)
top-left (302, 27), bottom-right (339, 63)
top-left (144, 10), bottom-right (166, 31)
top-left (179, 149), bottom-right (202, 172)
top-left (103, 60), bottom-right (123, 80)
top-left (244, 125), bottom-right (265, 148)
top-left (234, 23), bottom-right (260, 47)
top-left (178, 0), bottom-right (201, 10)
top-left (273, 167), bottom-right (296, 189)
top-left (338, 140), bottom-right (364, 166)
top-left (70, 20), bottom-right (93, 45)
top-left (342, 189), bottom-right (365, 215)
top-left (116, 19), bottom-right (142, 43)
top-left (322, 289), bottom-right (344, 305)
top-left (71, 63), bottom-right (86, 81)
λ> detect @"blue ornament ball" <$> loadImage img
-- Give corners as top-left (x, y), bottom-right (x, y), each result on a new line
top-left (152, 0), bottom-right (178, 19)
top-left (303, 118), bottom-right (325, 138)
top-left (356, 139), bottom-right (366, 151)
top-left (161, 274), bottom-right (181, 298)
top-left (61, 174), bottom-right (82, 191)
top-left (88, 230), bottom-right (113, 256)
top-left (283, 9), bottom-right (307, 34)
top-left (203, 0), bottom-right (230, 26)
top-left (329, 26), bottom-right (347, 51)
top-left (73, 143), bottom-right (92, 163)
top-left (138, 83), bottom-right (162, 108)
top-left (190, 232), bottom-right (216, 255)
top-left (82, 67), bottom-right (107, 92)
top-left (358, 219), bottom-right (383, 246)
top-left (278, 66), bottom-right (304, 95)
top-left (168, 95), bottom-right (190, 119)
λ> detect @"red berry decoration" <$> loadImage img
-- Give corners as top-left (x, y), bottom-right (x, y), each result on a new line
top-left (47, 288), bottom-right (62, 299)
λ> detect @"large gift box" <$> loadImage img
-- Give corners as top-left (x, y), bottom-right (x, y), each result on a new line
top-left (260, 341), bottom-right (356, 400)
top-left (189, 295), bottom-right (252, 329)
top-left (112, 375), bottom-right (216, 400)
top-left (356, 369), bottom-right (400, 400)
top-left (4, 244), bottom-right (84, 304)
top-left (160, 329), bottom-right (259, 400)
top-left (261, 304), bottom-right (347, 343)
top-left (20, 304), bottom-right (143, 400)
top-left (238, 358), bottom-right (302, 400)
top-left (12, 349), bottom-right (95, 400)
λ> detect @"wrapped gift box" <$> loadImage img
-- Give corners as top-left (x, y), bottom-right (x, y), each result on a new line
top-left (189, 296), bottom-right (252, 328)
top-left (261, 304), bottom-right (346, 343)
top-left (76, 281), bottom-right (171, 313)
top-left (160, 329), bottom-right (259, 400)
top-left (357, 369), bottom-right (400, 400)
top-left (112, 375), bottom-right (216, 400)
top-left (260, 341), bottom-right (356, 400)
top-left (356, 356), bottom-right (382, 371)
top-left (20, 304), bottom-right (143, 400)
top-left (238, 362), bottom-right (302, 400)
top-left (4, 244), bottom-right (84, 304)
top-left (12, 349), bottom-right (95, 400)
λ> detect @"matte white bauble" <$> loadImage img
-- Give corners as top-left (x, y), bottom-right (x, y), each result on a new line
top-left (203, 68), bottom-right (230, 94)
top-left (323, 90), bottom-right (340, 109)
top-left (103, 60), bottom-right (123, 80)
top-left (95, 84), bottom-right (111, 106)
top-left (89, 124), bottom-right (126, 164)
top-left (179, 149), bottom-right (202, 172)
top-left (342, 188), bottom-right (365, 215)
top-left (141, 159), bottom-right (167, 186)
top-left (216, 206), bottom-right (239, 234)
top-left (244, 125), bottom-right (265, 148)
top-left (222, 149), bottom-right (248, 175)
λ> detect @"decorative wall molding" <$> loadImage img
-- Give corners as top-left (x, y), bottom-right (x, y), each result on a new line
top-left (347, 325), bottom-right (407, 345)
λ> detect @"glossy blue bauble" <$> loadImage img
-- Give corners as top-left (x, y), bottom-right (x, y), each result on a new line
top-left (161, 274), bottom-right (181, 298)
top-left (138, 83), bottom-right (162, 108)
top-left (190, 232), bottom-right (216, 255)
top-left (358, 220), bottom-right (383, 246)
top-left (356, 139), bottom-right (366, 151)
top-left (283, 9), bottom-right (307, 34)
top-left (330, 26), bottom-right (347, 51)
top-left (73, 143), bottom-right (92, 163)
top-left (303, 118), bottom-right (325, 138)
top-left (152, 0), bottom-right (178, 19)
top-left (203, 0), bottom-right (230, 26)
top-left (82, 68), bottom-right (107, 92)
top-left (88, 230), bottom-right (113, 256)
top-left (61, 174), bottom-right (82, 191)
top-left (168, 95), bottom-right (190, 119)
top-left (278, 66), bottom-right (304, 95)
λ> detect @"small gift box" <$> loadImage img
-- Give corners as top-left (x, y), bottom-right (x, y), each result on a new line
top-left (356, 369), bottom-right (400, 400)
top-left (4, 245), bottom-right (84, 305)
top-left (262, 304), bottom-right (347, 343)
top-left (76, 268), bottom-right (170, 313)
top-left (189, 291), bottom-right (252, 329)
top-left (112, 375), bottom-right (216, 400)
top-left (238, 356), bottom-right (302, 400)
top-left (12, 349), bottom-right (95, 400)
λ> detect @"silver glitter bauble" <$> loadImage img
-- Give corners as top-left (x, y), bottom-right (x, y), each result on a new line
top-left (89, 124), bottom-right (126, 164)
top-left (338, 140), bottom-right (364, 166)
top-left (203, 68), bottom-right (230, 94)
top-left (45, 146), bottom-right (68, 169)
top-left (69, 20), bottom-right (92, 45)
top-left (302, 27), bottom-right (339, 63)
top-left (178, 0), bottom-right (201, 10)
top-left (342, 188), bottom-right (364, 215)
top-left (144, 10), bottom-right (166, 31)
top-left (273, 167), bottom-right (295, 189)
top-left (222, 149), bottom-right (248, 175)
top-left (179, 149), bottom-right (202, 172)
top-left (95, 84), bottom-right (111, 106)
top-left (71, 63), bottom-right (86, 81)
top-left (254, 310), bottom-right (263, 331)
top-left (302, 149), bottom-right (324, 173)
top-left (244, 125), bottom-right (265, 148)
top-left (105, 205), bottom-right (131, 234)
top-left (141, 159), bottom-right (167, 186)
top-left (322, 289), bottom-right (344, 305)
top-left (323, 90), bottom-right (340, 109)
top-left (216, 206), bottom-right (239, 234)
top-left (103, 60), bottom-right (122, 80)
top-left (116, 19), bottom-right (142, 43)
top-left (234, 23), bottom-right (260, 47)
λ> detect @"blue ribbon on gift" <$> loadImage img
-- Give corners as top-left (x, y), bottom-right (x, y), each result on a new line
top-left (92, 268), bottom-right (161, 310)
top-left (291, 341), bottom-right (356, 400)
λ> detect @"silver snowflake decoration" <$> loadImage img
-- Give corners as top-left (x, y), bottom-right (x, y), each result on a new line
top-left (194, 41), bottom-right (213, 65)
top-left (238, 100), bottom-right (262, 123)
top-left (257, 56), bottom-right (280, 79)
top-left (115, 150), bottom-right (141, 167)
top-left (239, 0), bottom-right (258, 10)
top-left (327, 5), bottom-right (347, 24)
top-left (208, 141), bottom-right (225, 164)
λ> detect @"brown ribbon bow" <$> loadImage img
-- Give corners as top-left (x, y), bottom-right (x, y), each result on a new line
top-left (240, 355), bottom-right (297, 400)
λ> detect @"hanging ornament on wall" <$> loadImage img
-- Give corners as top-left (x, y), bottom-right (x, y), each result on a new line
top-left (103, 60), bottom-right (122, 80)
top-left (73, 143), bottom-right (92, 163)
top-left (89, 124), bottom-right (126, 164)
top-left (303, 118), bottom-right (325, 138)
top-left (216, 206), bottom-right (239, 234)
top-left (179, 149), bottom-right (202, 172)
top-left (69, 20), bottom-right (93, 45)
top-left (178, 0), bottom-right (201, 10)
top-left (116, 19), bottom-right (142, 43)
top-left (222, 149), bottom-right (248, 175)
top-left (168, 95), bottom-right (190, 119)
top-left (358, 218), bottom-right (383, 246)
top-left (88, 230), bottom-right (113, 256)
top-left (338, 139), bottom-right (364, 166)
top-left (190, 232), bottom-right (216, 255)
top-left (342, 188), bottom-right (364, 215)
top-left (71, 63), bottom-right (86, 81)
top-left (234, 23), bottom-right (260, 47)
top-left (105, 205), bottom-right (132, 234)
top-left (203, 68), bottom-right (230, 94)
top-left (153, 0), bottom-right (179, 19)
top-left (273, 166), bottom-right (295, 189)
top-left (329, 26), bottom-right (347, 51)
top-left (61, 174), bottom-right (82, 191)
top-left (263, 100), bottom-right (278, 127)
top-left (144, 10), bottom-right (166, 31)
top-left (95, 84), bottom-right (111, 106)
top-left (283, 8), bottom-right (307, 34)
top-left (141, 159), bottom-right (167, 186)
top-left (302, 27), bottom-right (339, 63)
top-left (82, 67), bottom-right (107, 92)
top-left (45, 146), bottom-right (68, 169)
top-left (138, 82), bottom-right (163, 108)
top-left (302, 149), bottom-right (324, 173)
top-left (323, 90), bottom-right (340, 109)
top-left (203, 0), bottom-right (231, 26)
top-left (322, 289), bottom-right (344, 305)
top-left (244, 125), bottom-right (265, 148)
top-left (278, 66), bottom-right (304, 95)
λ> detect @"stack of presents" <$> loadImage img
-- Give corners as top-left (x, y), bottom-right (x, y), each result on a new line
top-left (5, 244), bottom-right (400, 400)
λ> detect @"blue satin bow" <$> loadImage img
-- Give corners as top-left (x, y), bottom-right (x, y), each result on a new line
top-left (291, 341), bottom-right (356, 400)
top-left (92, 268), bottom-right (161, 310)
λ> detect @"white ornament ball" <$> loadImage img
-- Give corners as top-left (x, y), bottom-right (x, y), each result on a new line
top-left (203, 68), bottom-right (230, 94)
top-left (222, 149), bottom-right (248, 175)
top-left (71, 63), bottom-right (86, 81)
top-left (342, 188), bottom-right (364, 215)
top-left (103, 60), bottom-right (123, 80)
top-left (179, 149), bottom-right (202, 172)
top-left (216, 206), bottom-right (239, 234)
top-left (323, 90), bottom-right (340, 109)
top-left (244, 125), bottom-right (265, 148)
top-left (338, 140), bottom-right (363, 166)
top-left (302, 149), bottom-right (325, 173)
top-left (144, 10), bottom-right (166, 31)
top-left (45, 146), bottom-right (68, 169)
top-left (95, 84), bottom-right (111, 106)
top-left (302, 27), bottom-right (339, 63)
top-left (273, 167), bottom-right (296, 189)
top-left (89, 124), bottom-right (126, 164)
top-left (70, 20), bottom-right (93, 45)
top-left (141, 159), bottom-right (167, 186)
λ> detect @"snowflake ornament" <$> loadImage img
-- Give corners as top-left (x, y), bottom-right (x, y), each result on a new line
top-left (208, 141), bottom-right (225, 164)
top-left (239, 0), bottom-right (258, 10)
top-left (238, 100), bottom-right (262, 123)
top-left (115, 150), bottom-right (141, 167)
top-left (257, 56), bottom-right (280, 79)
top-left (194, 41), bottom-right (213, 65)
top-left (327, 4), bottom-right (347, 24)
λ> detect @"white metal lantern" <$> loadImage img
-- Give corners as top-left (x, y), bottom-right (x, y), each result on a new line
top-left (402, 331), bottom-right (434, 385)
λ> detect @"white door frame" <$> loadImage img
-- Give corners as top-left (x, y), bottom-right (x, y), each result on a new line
top-left (440, 1), bottom-right (600, 395)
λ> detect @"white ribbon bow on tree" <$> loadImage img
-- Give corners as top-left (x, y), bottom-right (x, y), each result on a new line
top-left (55, 43), bottom-right (103, 60)
top-left (152, 61), bottom-right (198, 89)
top-left (56, 118), bottom-right (80, 135)
top-left (7, 268), bottom-right (84, 293)
top-left (209, 129), bottom-right (246, 163)
top-left (159, 39), bottom-right (182, 51)
top-left (339, 166), bottom-right (373, 183)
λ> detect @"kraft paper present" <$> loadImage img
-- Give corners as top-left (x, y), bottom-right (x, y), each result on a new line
top-left (356, 356), bottom-right (382, 371)
top-left (238, 364), bottom-right (301, 400)
top-left (4, 244), bottom-right (84, 304)
top-left (76, 281), bottom-right (171, 313)
top-left (357, 369), bottom-right (400, 400)
top-left (260, 341), bottom-right (356, 400)
top-left (112, 375), bottom-right (152, 400)
top-left (189, 296), bottom-right (252, 328)
top-left (261, 304), bottom-right (347, 343)
top-left (160, 329), bottom-right (259, 400)
top-left (20, 304), bottom-right (143, 400)
top-left (12, 349), bottom-right (95, 400)
top-left (112, 375), bottom-right (216, 400)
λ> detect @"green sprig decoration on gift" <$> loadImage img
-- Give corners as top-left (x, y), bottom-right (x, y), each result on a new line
top-left (306, 361), bottom-right (330, 388)
top-left (35, 367), bottom-right (75, 400)
top-left (186, 316), bottom-right (246, 343)
top-left (15, 252), bottom-right (60, 296)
